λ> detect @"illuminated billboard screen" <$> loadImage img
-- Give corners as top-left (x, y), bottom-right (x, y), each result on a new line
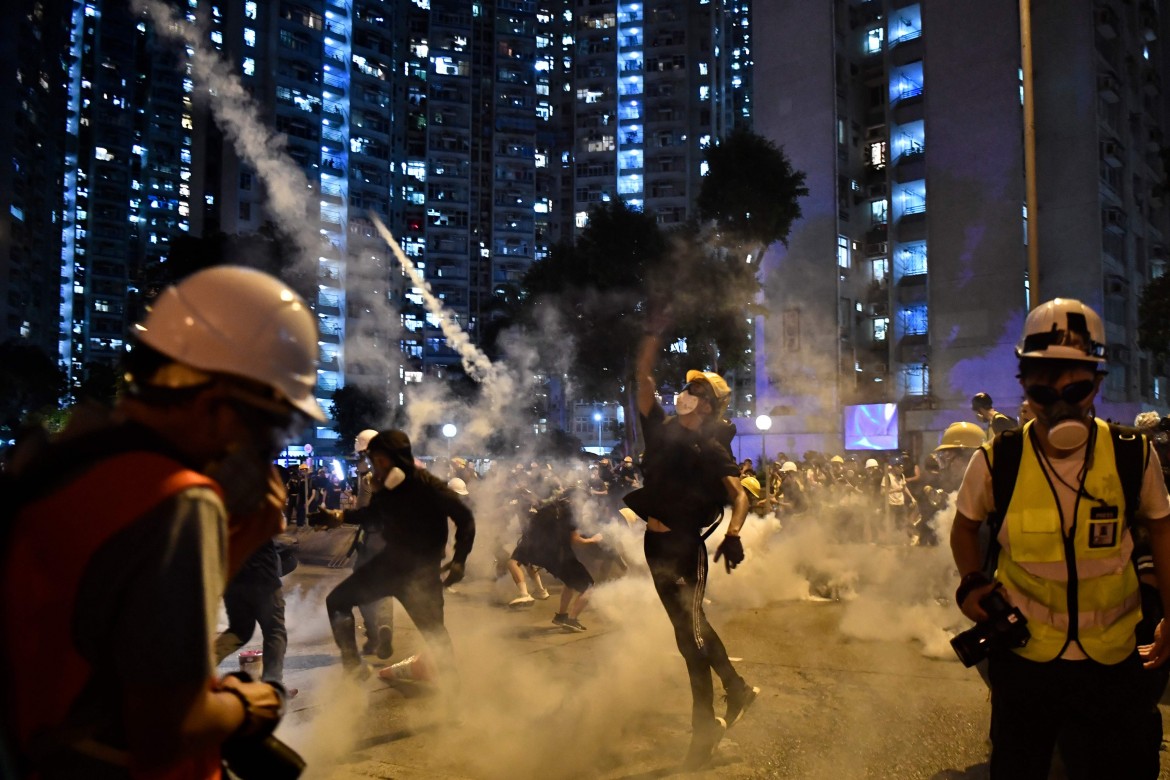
top-left (843, 403), bottom-right (899, 451)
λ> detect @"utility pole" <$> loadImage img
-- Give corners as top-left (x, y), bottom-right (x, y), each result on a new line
top-left (1021, 0), bottom-right (1040, 308)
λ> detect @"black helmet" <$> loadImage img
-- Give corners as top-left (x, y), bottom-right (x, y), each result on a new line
top-left (971, 392), bottom-right (994, 411)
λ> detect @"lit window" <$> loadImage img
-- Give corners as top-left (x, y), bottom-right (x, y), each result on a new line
top-left (872, 317), bottom-right (888, 341)
top-left (242, 57), bottom-right (255, 76)
top-left (245, 0), bottom-right (257, 19)
top-left (575, 211), bottom-right (589, 228)
top-left (865, 27), bottom-right (883, 54)
top-left (210, 30), bottom-right (223, 45)
top-left (837, 235), bottom-right (850, 268)
top-left (699, 62), bottom-right (708, 76)
top-left (244, 28), bottom-right (256, 47)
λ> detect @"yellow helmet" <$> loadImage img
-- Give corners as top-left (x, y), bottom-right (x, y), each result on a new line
top-left (935, 421), bottom-right (985, 451)
top-left (684, 369), bottom-right (730, 408)
top-left (740, 475), bottom-right (762, 498)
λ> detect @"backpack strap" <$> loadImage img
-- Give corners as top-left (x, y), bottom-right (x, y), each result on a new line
top-left (1107, 422), bottom-right (1148, 530)
top-left (981, 427), bottom-right (1024, 576)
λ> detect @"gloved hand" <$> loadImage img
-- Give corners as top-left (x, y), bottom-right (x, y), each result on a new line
top-left (713, 535), bottom-right (745, 573)
top-left (220, 673), bottom-right (285, 738)
top-left (441, 560), bottom-right (465, 587)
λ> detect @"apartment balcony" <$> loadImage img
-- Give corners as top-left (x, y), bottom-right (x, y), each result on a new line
top-left (1096, 5), bottom-right (1119, 40)
top-left (889, 33), bottom-right (923, 67)
top-left (896, 213), bottom-right (927, 242)
top-left (892, 149), bottom-right (925, 182)
top-left (1098, 72), bottom-right (1121, 103)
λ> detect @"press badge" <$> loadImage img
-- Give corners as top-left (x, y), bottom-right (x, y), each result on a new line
top-left (1088, 505), bottom-right (1120, 549)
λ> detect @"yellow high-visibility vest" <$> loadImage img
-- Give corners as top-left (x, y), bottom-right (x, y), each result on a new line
top-left (993, 418), bottom-right (1140, 664)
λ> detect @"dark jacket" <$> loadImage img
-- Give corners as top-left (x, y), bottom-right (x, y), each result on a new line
top-left (346, 468), bottom-right (475, 566)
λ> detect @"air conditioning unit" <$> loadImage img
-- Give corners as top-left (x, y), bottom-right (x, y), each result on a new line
top-left (865, 241), bottom-right (889, 256)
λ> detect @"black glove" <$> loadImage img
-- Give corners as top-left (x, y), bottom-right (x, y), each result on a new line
top-left (713, 535), bottom-right (745, 573)
top-left (441, 560), bottom-right (465, 587)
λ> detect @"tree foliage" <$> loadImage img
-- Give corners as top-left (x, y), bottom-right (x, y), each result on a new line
top-left (521, 201), bottom-right (667, 402)
top-left (329, 384), bottom-right (388, 448)
top-left (1138, 273), bottom-right (1170, 365)
top-left (696, 128), bottom-right (808, 260)
top-left (0, 340), bottom-right (66, 437)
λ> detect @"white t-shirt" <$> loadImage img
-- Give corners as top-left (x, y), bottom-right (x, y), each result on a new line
top-left (955, 436), bottom-right (1170, 659)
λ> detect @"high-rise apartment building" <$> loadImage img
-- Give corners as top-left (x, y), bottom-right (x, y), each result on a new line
top-left (0, 0), bottom-right (72, 356)
top-left (751, 0), bottom-right (1170, 458)
top-left (4, 0), bottom-right (755, 450)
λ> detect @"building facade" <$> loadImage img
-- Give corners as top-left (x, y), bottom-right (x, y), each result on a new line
top-left (750, 0), bottom-right (1170, 459)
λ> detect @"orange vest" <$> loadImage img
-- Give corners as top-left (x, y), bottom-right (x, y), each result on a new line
top-left (3, 452), bottom-right (223, 780)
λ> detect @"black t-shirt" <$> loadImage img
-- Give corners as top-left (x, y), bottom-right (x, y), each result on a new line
top-left (623, 404), bottom-right (739, 533)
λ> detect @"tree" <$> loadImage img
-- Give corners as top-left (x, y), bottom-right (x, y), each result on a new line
top-left (328, 384), bottom-right (388, 449)
top-left (521, 200), bottom-right (668, 403)
top-left (1138, 274), bottom-right (1170, 366)
top-left (0, 340), bottom-right (66, 438)
top-left (696, 128), bottom-right (808, 264)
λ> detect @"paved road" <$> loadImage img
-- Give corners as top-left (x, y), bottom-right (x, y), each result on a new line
top-left (231, 545), bottom-right (1170, 780)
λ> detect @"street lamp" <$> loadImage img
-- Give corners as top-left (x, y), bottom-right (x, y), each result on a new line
top-left (441, 423), bottom-right (457, 458)
top-left (593, 411), bottom-right (602, 454)
top-left (755, 414), bottom-right (772, 464)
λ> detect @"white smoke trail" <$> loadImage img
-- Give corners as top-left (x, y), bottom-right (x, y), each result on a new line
top-left (136, 0), bottom-right (318, 260)
top-left (369, 213), bottom-right (495, 384)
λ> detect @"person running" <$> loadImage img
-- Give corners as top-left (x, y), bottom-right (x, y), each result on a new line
top-left (623, 326), bottom-right (759, 770)
top-left (350, 428), bottom-right (395, 658)
top-left (511, 488), bottom-right (602, 630)
top-left (314, 430), bottom-right (474, 695)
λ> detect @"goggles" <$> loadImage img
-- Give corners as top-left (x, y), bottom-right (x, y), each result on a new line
top-left (1024, 379), bottom-right (1095, 407)
top-left (680, 380), bottom-right (716, 403)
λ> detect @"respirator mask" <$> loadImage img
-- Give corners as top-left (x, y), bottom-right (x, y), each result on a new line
top-left (674, 391), bottom-right (700, 416)
top-left (1025, 378), bottom-right (1096, 451)
top-left (674, 381), bottom-right (714, 417)
top-left (383, 466), bottom-right (406, 491)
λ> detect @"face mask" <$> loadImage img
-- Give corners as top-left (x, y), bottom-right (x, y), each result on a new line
top-left (383, 466), bottom-right (406, 491)
top-left (1037, 401), bottom-right (1090, 450)
top-left (674, 391), bottom-right (700, 416)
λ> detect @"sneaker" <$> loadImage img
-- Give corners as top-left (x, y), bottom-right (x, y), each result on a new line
top-left (374, 626), bottom-right (394, 660)
top-left (531, 587), bottom-right (550, 600)
top-left (682, 717), bottom-right (727, 770)
top-left (551, 612), bottom-right (568, 627)
top-left (724, 680), bottom-right (760, 728)
top-left (559, 616), bottom-right (587, 632)
top-left (509, 594), bottom-right (536, 607)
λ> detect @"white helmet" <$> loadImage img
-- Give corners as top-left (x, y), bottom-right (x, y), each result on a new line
top-left (447, 477), bottom-right (469, 496)
top-left (865, 458), bottom-right (879, 469)
top-left (134, 266), bottom-right (324, 420)
top-left (1015, 298), bottom-right (1106, 363)
top-left (354, 428), bottom-right (379, 454)
top-left (780, 461), bottom-right (798, 473)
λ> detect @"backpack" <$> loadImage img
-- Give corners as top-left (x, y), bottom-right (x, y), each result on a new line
top-left (979, 423), bottom-right (1148, 576)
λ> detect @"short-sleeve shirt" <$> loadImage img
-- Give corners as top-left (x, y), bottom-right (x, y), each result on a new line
top-left (623, 403), bottom-right (739, 533)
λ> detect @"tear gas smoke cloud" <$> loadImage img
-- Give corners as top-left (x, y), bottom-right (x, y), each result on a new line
top-left (255, 491), bottom-right (970, 777)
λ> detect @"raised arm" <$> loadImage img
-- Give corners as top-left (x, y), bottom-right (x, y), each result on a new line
top-left (635, 332), bottom-right (661, 417)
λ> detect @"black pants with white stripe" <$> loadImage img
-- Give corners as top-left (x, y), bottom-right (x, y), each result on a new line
top-left (645, 527), bottom-right (741, 729)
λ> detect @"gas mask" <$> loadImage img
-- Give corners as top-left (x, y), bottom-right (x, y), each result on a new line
top-left (1025, 378), bottom-right (1096, 451)
top-left (1040, 405), bottom-right (1091, 450)
top-left (674, 391), bottom-right (700, 416)
top-left (383, 466), bottom-right (406, 491)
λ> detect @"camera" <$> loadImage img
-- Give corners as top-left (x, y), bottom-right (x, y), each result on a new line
top-left (950, 587), bottom-right (1030, 667)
